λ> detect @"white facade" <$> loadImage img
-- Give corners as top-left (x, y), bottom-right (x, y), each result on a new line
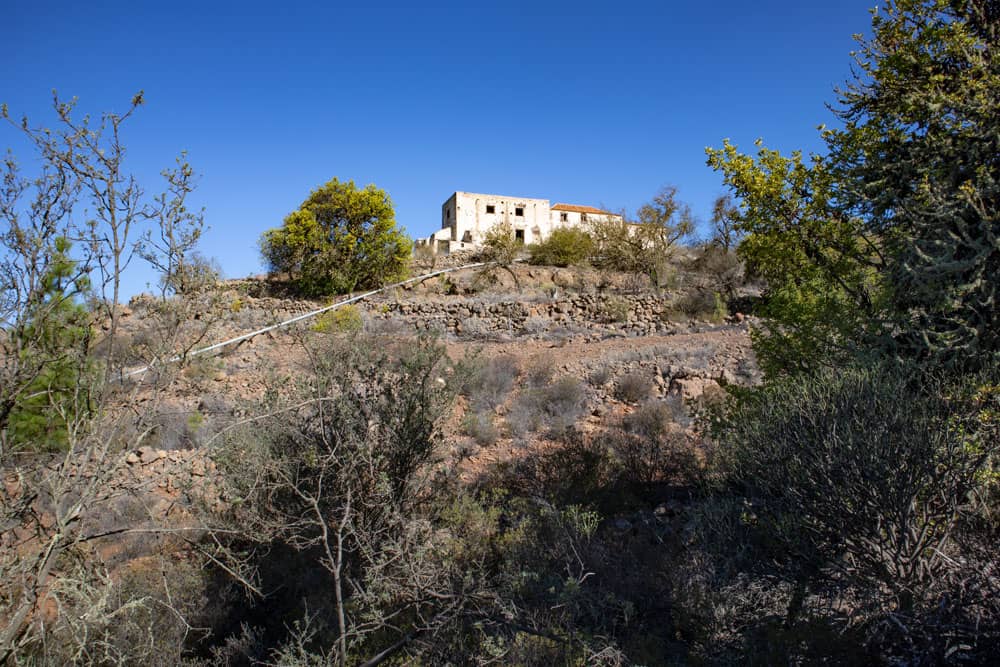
top-left (419, 191), bottom-right (622, 254)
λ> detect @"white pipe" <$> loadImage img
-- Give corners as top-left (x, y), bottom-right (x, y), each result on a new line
top-left (124, 261), bottom-right (487, 378)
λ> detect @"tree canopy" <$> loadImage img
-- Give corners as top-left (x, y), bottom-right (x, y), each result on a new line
top-left (708, 0), bottom-right (999, 375)
top-left (260, 178), bottom-right (411, 296)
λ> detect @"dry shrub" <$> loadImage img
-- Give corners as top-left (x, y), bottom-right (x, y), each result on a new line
top-left (612, 406), bottom-right (697, 485)
top-left (525, 354), bottom-right (556, 388)
top-left (601, 297), bottom-right (630, 323)
top-left (507, 376), bottom-right (587, 439)
top-left (588, 365), bottom-right (612, 387)
top-left (463, 410), bottom-right (500, 446)
top-left (614, 372), bottom-right (653, 404)
top-left (669, 287), bottom-right (728, 323)
top-left (454, 353), bottom-right (520, 411)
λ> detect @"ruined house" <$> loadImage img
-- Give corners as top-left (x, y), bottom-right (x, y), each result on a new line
top-left (417, 191), bottom-right (622, 254)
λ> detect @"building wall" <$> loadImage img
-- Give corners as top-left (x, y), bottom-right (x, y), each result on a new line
top-left (423, 192), bottom-right (623, 254)
top-left (449, 192), bottom-right (551, 246)
top-left (548, 209), bottom-right (620, 228)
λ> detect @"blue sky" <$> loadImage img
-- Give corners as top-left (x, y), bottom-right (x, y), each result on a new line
top-left (4, 0), bottom-right (876, 296)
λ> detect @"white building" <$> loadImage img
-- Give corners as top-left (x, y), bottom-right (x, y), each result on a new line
top-left (418, 191), bottom-right (622, 254)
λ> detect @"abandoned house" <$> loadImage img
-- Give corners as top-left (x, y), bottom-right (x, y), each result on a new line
top-left (417, 191), bottom-right (622, 254)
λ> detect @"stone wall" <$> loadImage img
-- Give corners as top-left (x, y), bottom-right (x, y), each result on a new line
top-left (364, 293), bottom-right (721, 338)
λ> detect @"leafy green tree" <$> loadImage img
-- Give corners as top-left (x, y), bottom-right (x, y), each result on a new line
top-left (260, 178), bottom-right (411, 296)
top-left (528, 227), bottom-right (594, 267)
top-left (706, 140), bottom-right (884, 375)
top-left (708, 0), bottom-right (999, 376)
top-left (826, 0), bottom-right (1000, 372)
top-left (6, 238), bottom-right (92, 451)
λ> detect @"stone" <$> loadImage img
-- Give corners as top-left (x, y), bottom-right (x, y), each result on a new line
top-left (138, 446), bottom-right (158, 465)
top-left (553, 269), bottom-right (575, 288)
top-left (125, 452), bottom-right (140, 465)
top-left (671, 377), bottom-right (721, 402)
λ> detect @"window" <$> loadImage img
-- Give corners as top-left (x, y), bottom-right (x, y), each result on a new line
top-left (515, 229), bottom-right (525, 243)
top-left (515, 207), bottom-right (524, 217)
top-left (581, 213), bottom-right (588, 222)
top-left (560, 212), bottom-right (568, 222)
top-left (486, 204), bottom-right (496, 214)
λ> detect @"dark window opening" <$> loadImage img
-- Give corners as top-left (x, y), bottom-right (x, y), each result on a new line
top-left (515, 229), bottom-right (525, 243)
top-left (486, 204), bottom-right (496, 214)
top-left (515, 207), bottom-right (524, 217)
top-left (560, 212), bottom-right (568, 222)
top-left (581, 213), bottom-right (588, 222)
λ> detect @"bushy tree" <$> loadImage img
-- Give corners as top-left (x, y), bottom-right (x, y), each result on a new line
top-left (826, 0), bottom-right (1000, 372)
top-left (528, 227), bottom-right (594, 267)
top-left (708, 0), bottom-right (1000, 376)
top-left (706, 140), bottom-right (884, 375)
top-left (260, 178), bottom-right (411, 296)
top-left (588, 186), bottom-right (693, 287)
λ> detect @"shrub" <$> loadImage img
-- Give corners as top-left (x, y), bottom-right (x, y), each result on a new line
top-left (601, 297), bottom-right (630, 323)
top-left (528, 227), bottom-right (594, 267)
top-left (715, 362), bottom-right (1000, 635)
top-left (463, 410), bottom-right (500, 446)
top-left (669, 287), bottom-right (727, 323)
top-left (507, 376), bottom-right (587, 439)
top-left (588, 365), bottom-right (611, 387)
top-left (454, 353), bottom-right (520, 411)
top-left (694, 245), bottom-right (745, 300)
top-left (540, 377), bottom-right (586, 433)
top-left (617, 399), bottom-right (697, 484)
top-left (615, 373), bottom-right (653, 404)
top-left (311, 303), bottom-right (364, 333)
top-left (525, 355), bottom-right (556, 388)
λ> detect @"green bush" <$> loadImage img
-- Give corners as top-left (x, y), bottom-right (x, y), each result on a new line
top-left (311, 303), bottom-right (363, 333)
top-left (259, 178), bottom-right (411, 296)
top-left (527, 227), bottom-right (594, 267)
top-left (712, 362), bottom-right (1000, 647)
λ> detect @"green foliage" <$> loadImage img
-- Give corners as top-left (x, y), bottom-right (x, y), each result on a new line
top-left (708, 361), bottom-right (1000, 656)
top-left (588, 186), bottom-right (693, 286)
top-left (706, 139), bottom-right (883, 376)
top-left (708, 2), bottom-right (1000, 377)
top-left (527, 227), bottom-right (594, 267)
top-left (260, 178), bottom-right (411, 296)
top-left (480, 220), bottom-right (521, 265)
top-left (6, 238), bottom-right (92, 451)
top-left (311, 303), bottom-right (363, 334)
top-left (825, 0), bottom-right (1000, 373)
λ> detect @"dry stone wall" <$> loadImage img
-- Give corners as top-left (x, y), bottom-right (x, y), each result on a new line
top-left (364, 293), bottom-right (708, 338)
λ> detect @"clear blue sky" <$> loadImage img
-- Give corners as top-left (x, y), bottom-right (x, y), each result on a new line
top-left (4, 0), bottom-right (876, 296)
